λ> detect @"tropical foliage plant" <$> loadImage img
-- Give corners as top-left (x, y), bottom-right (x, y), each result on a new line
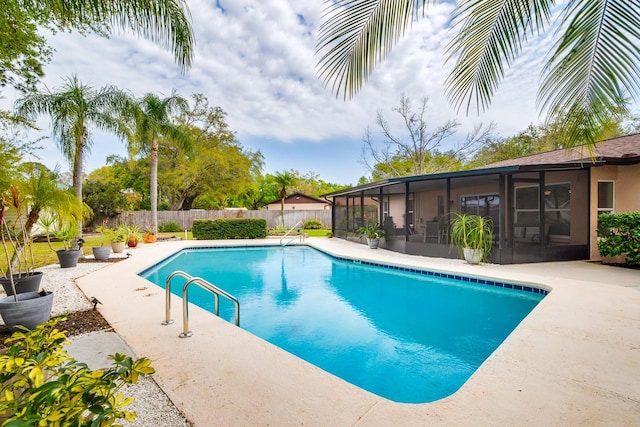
top-left (0, 316), bottom-right (155, 425)
top-left (597, 212), bottom-right (640, 265)
top-left (449, 213), bottom-right (493, 262)
top-left (2, 164), bottom-right (87, 274)
top-left (357, 222), bottom-right (385, 239)
top-left (316, 0), bottom-right (640, 149)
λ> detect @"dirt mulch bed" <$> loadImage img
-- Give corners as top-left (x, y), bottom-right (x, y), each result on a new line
top-left (0, 309), bottom-right (112, 351)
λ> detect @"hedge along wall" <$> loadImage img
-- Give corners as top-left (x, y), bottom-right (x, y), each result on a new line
top-left (192, 218), bottom-right (268, 240)
top-left (597, 212), bottom-right (640, 264)
top-left (108, 210), bottom-right (331, 231)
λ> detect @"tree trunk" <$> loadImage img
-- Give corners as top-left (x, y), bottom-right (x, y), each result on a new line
top-left (73, 134), bottom-right (85, 237)
top-left (150, 139), bottom-right (159, 234)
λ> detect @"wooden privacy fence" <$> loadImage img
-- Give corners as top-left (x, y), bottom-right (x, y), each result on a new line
top-left (108, 210), bottom-right (332, 231)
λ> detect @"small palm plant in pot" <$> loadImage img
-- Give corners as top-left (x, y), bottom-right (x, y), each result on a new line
top-left (0, 192), bottom-right (53, 331)
top-left (40, 216), bottom-right (86, 269)
top-left (449, 213), bottom-right (494, 264)
top-left (357, 222), bottom-right (385, 249)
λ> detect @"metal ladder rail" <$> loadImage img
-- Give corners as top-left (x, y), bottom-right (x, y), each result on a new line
top-left (280, 220), bottom-right (304, 246)
top-left (163, 271), bottom-right (240, 338)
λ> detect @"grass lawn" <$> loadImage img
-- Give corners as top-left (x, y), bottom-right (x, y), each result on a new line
top-left (303, 229), bottom-right (332, 237)
top-left (0, 233), bottom-right (194, 272)
top-left (1, 229), bottom-right (329, 272)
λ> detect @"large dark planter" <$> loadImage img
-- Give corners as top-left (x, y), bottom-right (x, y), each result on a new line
top-left (56, 250), bottom-right (81, 268)
top-left (92, 246), bottom-right (111, 260)
top-left (0, 271), bottom-right (43, 296)
top-left (0, 291), bottom-right (54, 331)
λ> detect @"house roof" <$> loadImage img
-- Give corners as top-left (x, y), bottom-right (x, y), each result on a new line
top-left (267, 192), bottom-right (331, 205)
top-left (481, 133), bottom-right (640, 168)
top-left (323, 133), bottom-right (640, 198)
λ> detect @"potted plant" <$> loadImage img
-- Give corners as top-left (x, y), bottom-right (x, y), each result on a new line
top-left (0, 187), bottom-right (43, 295)
top-left (126, 225), bottom-right (141, 248)
top-left (91, 225), bottom-right (112, 260)
top-left (357, 222), bottom-right (385, 249)
top-left (0, 191), bottom-right (53, 331)
top-left (110, 224), bottom-right (128, 253)
top-left (449, 213), bottom-right (494, 264)
top-left (142, 226), bottom-right (157, 243)
top-left (40, 215), bottom-right (85, 269)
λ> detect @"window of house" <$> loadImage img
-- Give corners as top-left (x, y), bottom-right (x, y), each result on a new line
top-left (460, 194), bottom-right (499, 225)
top-left (597, 181), bottom-right (615, 215)
top-left (515, 183), bottom-right (571, 236)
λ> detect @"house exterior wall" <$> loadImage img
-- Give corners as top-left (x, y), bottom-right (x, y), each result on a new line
top-left (590, 164), bottom-right (640, 259)
top-left (266, 202), bottom-right (330, 211)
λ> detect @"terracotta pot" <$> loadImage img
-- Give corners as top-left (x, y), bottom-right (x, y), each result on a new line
top-left (143, 234), bottom-right (157, 243)
top-left (127, 238), bottom-right (138, 248)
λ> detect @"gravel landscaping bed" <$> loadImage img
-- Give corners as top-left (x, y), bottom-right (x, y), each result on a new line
top-left (0, 261), bottom-right (191, 426)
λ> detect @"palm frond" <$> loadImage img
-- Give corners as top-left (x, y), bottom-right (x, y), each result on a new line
top-left (31, 0), bottom-right (194, 71)
top-left (538, 0), bottom-right (640, 147)
top-left (316, 0), bottom-right (430, 99)
top-left (445, 0), bottom-right (553, 114)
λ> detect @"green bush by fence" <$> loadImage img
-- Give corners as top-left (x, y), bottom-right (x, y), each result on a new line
top-left (303, 219), bottom-right (323, 229)
top-left (192, 218), bottom-right (267, 239)
top-left (597, 212), bottom-right (640, 264)
top-left (158, 221), bottom-right (182, 232)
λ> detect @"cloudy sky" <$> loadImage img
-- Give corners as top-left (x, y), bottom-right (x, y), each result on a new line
top-left (4, 0), bottom-right (560, 185)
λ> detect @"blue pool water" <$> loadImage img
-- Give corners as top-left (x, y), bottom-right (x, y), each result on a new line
top-left (141, 246), bottom-right (544, 403)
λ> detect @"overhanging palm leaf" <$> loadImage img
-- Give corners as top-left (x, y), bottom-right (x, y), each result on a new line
top-left (538, 0), bottom-right (640, 147)
top-left (317, 0), bottom-right (429, 99)
top-left (21, 0), bottom-right (195, 71)
top-left (317, 0), bottom-right (640, 150)
top-left (445, 0), bottom-right (553, 114)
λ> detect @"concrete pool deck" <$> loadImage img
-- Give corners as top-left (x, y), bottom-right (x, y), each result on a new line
top-left (76, 239), bottom-right (640, 426)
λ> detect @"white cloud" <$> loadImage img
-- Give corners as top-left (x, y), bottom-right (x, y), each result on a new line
top-left (1, 0), bottom-right (591, 185)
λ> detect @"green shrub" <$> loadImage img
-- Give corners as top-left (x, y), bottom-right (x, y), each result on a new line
top-left (597, 212), bottom-right (640, 265)
top-left (158, 221), bottom-right (182, 232)
top-left (303, 219), bottom-right (323, 229)
top-left (192, 218), bottom-right (267, 239)
top-left (0, 317), bottom-right (154, 425)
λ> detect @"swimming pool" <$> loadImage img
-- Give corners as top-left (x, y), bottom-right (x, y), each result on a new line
top-left (141, 246), bottom-right (545, 403)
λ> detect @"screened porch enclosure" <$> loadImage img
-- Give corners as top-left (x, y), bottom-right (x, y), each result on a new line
top-left (330, 167), bottom-right (590, 264)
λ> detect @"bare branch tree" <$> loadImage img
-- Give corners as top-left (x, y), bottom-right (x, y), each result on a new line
top-left (362, 95), bottom-right (494, 178)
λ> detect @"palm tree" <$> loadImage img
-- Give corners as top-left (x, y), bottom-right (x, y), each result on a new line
top-left (15, 75), bottom-right (131, 234)
top-left (129, 92), bottom-right (191, 234)
top-left (272, 171), bottom-right (298, 229)
top-left (5, 163), bottom-right (86, 273)
top-left (316, 0), bottom-right (640, 149)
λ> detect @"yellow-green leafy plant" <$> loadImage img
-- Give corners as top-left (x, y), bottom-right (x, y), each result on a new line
top-left (0, 316), bottom-right (155, 425)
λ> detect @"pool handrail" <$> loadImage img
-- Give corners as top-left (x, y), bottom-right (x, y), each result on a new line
top-left (280, 220), bottom-right (304, 246)
top-left (163, 270), bottom-right (240, 338)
